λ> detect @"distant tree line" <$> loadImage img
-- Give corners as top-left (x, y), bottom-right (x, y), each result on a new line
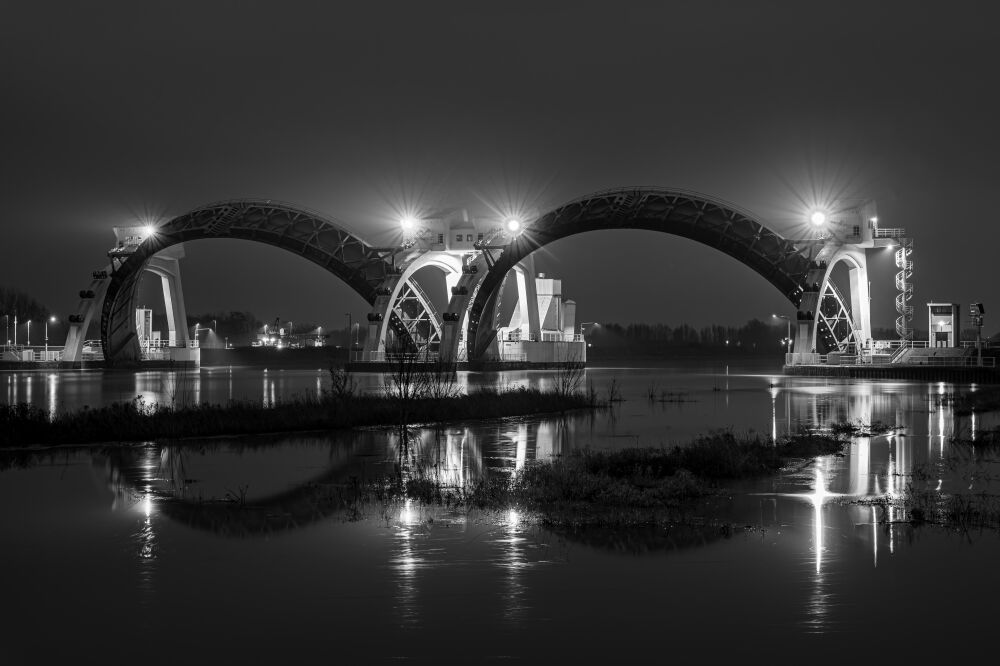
top-left (145, 311), bottom-right (264, 346)
top-left (589, 321), bottom-right (997, 356)
top-left (587, 319), bottom-right (788, 355)
top-left (0, 285), bottom-right (50, 321)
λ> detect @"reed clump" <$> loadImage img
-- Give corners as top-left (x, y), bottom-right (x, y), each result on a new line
top-left (326, 430), bottom-right (845, 527)
top-left (0, 387), bottom-right (593, 448)
top-left (513, 430), bottom-right (842, 506)
top-left (410, 430), bottom-right (843, 521)
top-left (828, 420), bottom-right (900, 437)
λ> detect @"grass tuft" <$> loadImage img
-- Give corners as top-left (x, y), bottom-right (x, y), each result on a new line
top-left (0, 387), bottom-right (593, 448)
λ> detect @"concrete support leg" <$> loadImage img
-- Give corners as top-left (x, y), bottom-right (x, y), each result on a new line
top-left (848, 260), bottom-right (871, 342)
top-left (363, 282), bottom-right (397, 357)
top-left (513, 257), bottom-right (540, 341)
top-left (149, 256), bottom-right (189, 346)
top-left (62, 269), bottom-right (112, 362)
top-left (795, 320), bottom-right (813, 353)
top-left (442, 256), bottom-right (489, 364)
top-left (146, 247), bottom-right (189, 348)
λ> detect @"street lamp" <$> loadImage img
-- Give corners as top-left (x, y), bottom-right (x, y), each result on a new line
top-left (809, 210), bottom-right (827, 226)
top-left (579, 321), bottom-right (599, 340)
top-left (45, 315), bottom-right (56, 355)
top-left (344, 312), bottom-right (352, 350)
top-left (26, 319), bottom-right (31, 346)
top-left (772, 314), bottom-right (792, 352)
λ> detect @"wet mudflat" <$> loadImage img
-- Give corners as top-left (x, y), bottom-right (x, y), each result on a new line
top-left (1, 361), bottom-right (998, 663)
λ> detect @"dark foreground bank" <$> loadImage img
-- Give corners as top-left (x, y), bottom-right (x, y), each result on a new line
top-left (0, 388), bottom-right (594, 448)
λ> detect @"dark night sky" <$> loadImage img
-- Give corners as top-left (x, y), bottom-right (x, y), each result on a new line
top-left (2, 1), bottom-right (997, 332)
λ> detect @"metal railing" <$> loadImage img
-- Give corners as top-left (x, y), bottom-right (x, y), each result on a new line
top-left (870, 339), bottom-right (928, 350)
top-left (351, 351), bottom-right (441, 363)
top-left (540, 332), bottom-right (584, 342)
top-left (1, 346), bottom-right (65, 362)
top-left (961, 340), bottom-right (996, 349)
top-left (786, 352), bottom-right (995, 368)
top-left (904, 356), bottom-right (996, 368)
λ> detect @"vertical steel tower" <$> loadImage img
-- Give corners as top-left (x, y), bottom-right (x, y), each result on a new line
top-left (873, 221), bottom-right (914, 340)
top-left (894, 236), bottom-right (914, 340)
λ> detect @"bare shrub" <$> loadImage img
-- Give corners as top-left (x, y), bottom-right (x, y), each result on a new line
top-left (328, 365), bottom-right (358, 401)
top-left (553, 353), bottom-right (585, 398)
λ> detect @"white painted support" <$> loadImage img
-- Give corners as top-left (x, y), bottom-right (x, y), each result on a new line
top-left (440, 255), bottom-right (490, 363)
top-left (847, 257), bottom-right (872, 342)
top-left (513, 256), bottom-right (540, 341)
top-left (791, 243), bottom-right (873, 355)
top-left (362, 253), bottom-right (463, 356)
top-left (146, 251), bottom-right (189, 346)
top-left (813, 247), bottom-right (870, 350)
top-left (62, 266), bottom-right (112, 362)
top-left (65, 246), bottom-right (189, 364)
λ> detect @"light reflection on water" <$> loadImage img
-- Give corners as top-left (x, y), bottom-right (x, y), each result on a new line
top-left (2, 363), bottom-right (999, 660)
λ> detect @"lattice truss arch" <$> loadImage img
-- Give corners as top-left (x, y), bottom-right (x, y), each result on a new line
top-left (391, 280), bottom-right (443, 354)
top-left (798, 246), bottom-right (869, 354)
top-left (816, 279), bottom-right (861, 352)
top-left (364, 252), bottom-right (464, 357)
top-left (101, 199), bottom-right (413, 363)
top-left (466, 188), bottom-right (821, 361)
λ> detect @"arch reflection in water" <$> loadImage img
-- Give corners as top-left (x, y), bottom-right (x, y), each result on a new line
top-left (94, 416), bottom-right (572, 538)
top-left (391, 497), bottom-right (423, 628)
top-left (46, 372), bottom-right (57, 420)
top-left (134, 370), bottom-right (202, 408)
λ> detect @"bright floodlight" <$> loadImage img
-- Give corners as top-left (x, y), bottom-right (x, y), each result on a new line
top-left (142, 224), bottom-right (156, 238)
top-left (810, 211), bottom-right (827, 226)
top-left (505, 218), bottom-right (521, 233)
top-left (400, 216), bottom-right (416, 232)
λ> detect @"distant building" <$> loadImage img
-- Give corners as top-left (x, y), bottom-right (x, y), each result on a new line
top-left (927, 303), bottom-right (961, 347)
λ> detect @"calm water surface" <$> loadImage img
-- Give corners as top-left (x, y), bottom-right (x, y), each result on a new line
top-left (1, 362), bottom-right (998, 663)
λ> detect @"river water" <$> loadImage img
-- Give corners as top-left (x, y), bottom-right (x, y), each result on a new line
top-left (1, 361), bottom-right (998, 663)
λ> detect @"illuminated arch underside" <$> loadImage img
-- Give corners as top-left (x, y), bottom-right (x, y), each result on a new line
top-left (467, 188), bottom-right (820, 361)
top-left (101, 200), bottom-right (411, 364)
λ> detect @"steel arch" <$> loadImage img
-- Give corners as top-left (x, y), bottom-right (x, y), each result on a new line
top-left (100, 199), bottom-right (408, 364)
top-left (466, 187), bottom-right (817, 361)
top-left (366, 253), bottom-right (463, 357)
top-left (811, 251), bottom-right (867, 353)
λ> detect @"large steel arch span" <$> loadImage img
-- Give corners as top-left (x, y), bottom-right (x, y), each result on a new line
top-left (466, 187), bottom-right (816, 361)
top-left (100, 199), bottom-right (407, 364)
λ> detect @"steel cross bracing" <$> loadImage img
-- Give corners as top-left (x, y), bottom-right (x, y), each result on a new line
top-left (391, 280), bottom-right (443, 354)
top-left (817, 279), bottom-right (860, 352)
top-left (100, 199), bottom-right (414, 364)
top-left (465, 187), bottom-right (821, 362)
